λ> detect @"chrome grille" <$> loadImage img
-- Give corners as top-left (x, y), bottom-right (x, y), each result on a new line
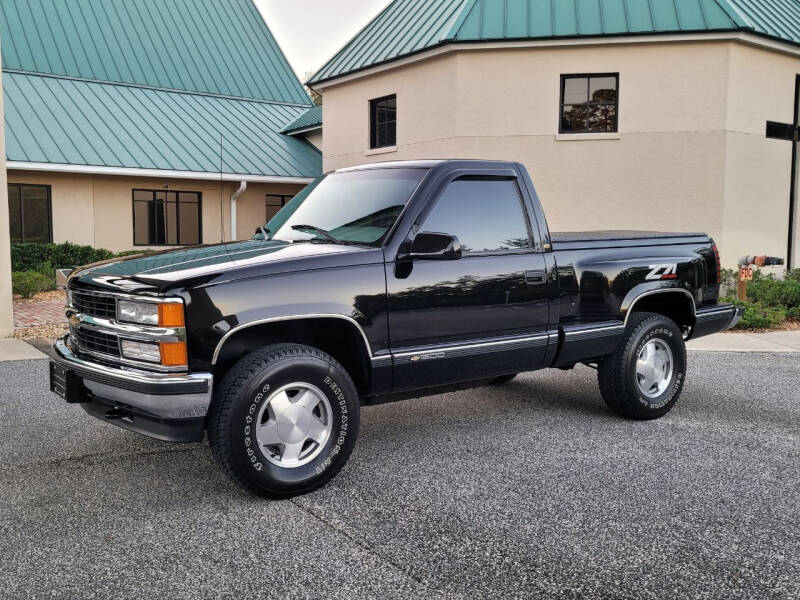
top-left (71, 327), bottom-right (120, 357)
top-left (72, 291), bottom-right (116, 319)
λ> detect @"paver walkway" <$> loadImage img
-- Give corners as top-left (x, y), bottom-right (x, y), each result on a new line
top-left (13, 300), bottom-right (66, 329)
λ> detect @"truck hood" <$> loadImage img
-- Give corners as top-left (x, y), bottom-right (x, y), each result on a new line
top-left (69, 240), bottom-right (383, 293)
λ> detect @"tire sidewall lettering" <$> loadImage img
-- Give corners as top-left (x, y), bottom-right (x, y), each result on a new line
top-left (237, 371), bottom-right (355, 478)
top-left (632, 324), bottom-right (685, 410)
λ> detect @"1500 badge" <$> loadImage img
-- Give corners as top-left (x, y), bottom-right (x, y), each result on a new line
top-left (410, 352), bottom-right (446, 362)
top-left (646, 264), bottom-right (678, 280)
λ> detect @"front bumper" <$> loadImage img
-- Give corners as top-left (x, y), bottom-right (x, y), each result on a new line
top-left (48, 337), bottom-right (212, 442)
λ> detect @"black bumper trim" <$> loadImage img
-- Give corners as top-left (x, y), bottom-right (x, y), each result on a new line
top-left (81, 398), bottom-right (205, 443)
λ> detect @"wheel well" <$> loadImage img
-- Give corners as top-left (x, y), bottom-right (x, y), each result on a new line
top-left (213, 318), bottom-right (371, 393)
top-left (627, 292), bottom-right (695, 333)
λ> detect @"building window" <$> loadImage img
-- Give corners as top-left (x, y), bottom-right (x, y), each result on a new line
top-left (133, 189), bottom-right (201, 246)
top-left (559, 74), bottom-right (619, 134)
top-left (266, 194), bottom-right (293, 221)
top-left (370, 95), bottom-right (396, 149)
top-left (7, 184), bottom-right (52, 243)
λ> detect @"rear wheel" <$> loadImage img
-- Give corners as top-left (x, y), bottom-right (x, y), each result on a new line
top-left (598, 312), bottom-right (686, 420)
top-left (209, 344), bottom-right (360, 498)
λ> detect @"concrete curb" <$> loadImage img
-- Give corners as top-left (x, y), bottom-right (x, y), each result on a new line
top-left (687, 331), bottom-right (800, 353)
top-left (0, 338), bottom-right (47, 361)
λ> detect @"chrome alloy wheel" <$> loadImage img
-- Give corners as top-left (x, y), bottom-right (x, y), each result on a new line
top-left (635, 338), bottom-right (674, 399)
top-left (256, 382), bottom-right (333, 468)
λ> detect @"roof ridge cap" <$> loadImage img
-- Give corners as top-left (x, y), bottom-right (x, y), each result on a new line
top-left (712, 0), bottom-right (755, 29)
top-left (308, 0), bottom-right (403, 84)
top-left (443, 0), bottom-right (480, 40)
top-left (2, 69), bottom-right (313, 108)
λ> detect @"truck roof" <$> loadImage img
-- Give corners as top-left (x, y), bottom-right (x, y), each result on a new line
top-left (334, 159), bottom-right (520, 173)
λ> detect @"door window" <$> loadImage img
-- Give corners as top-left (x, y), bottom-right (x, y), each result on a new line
top-left (420, 178), bottom-right (531, 254)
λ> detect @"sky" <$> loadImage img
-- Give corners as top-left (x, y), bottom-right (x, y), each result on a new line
top-left (254, 0), bottom-right (393, 82)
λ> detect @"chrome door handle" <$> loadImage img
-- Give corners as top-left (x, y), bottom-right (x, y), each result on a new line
top-left (525, 269), bottom-right (546, 284)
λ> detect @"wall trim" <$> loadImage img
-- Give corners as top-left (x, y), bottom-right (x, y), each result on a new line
top-left (5, 162), bottom-right (315, 184)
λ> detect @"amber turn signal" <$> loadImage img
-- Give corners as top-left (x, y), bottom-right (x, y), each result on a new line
top-left (160, 342), bottom-right (188, 366)
top-left (158, 303), bottom-right (185, 327)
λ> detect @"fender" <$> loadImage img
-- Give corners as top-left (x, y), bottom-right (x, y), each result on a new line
top-left (620, 283), bottom-right (697, 326)
top-left (211, 314), bottom-right (373, 365)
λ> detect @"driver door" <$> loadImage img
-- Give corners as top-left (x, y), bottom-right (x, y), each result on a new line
top-left (386, 176), bottom-right (553, 391)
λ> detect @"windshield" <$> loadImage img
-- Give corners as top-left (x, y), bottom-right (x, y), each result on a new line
top-left (270, 168), bottom-right (426, 245)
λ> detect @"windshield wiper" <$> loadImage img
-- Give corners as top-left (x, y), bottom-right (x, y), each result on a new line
top-left (290, 224), bottom-right (343, 244)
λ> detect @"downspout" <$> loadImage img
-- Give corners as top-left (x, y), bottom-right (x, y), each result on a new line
top-left (230, 181), bottom-right (247, 241)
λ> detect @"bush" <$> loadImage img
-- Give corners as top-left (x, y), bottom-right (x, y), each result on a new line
top-left (738, 302), bottom-right (787, 329)
top-left (11, 242), bottom-right (114, 272)
top-left (12, 271), bottom-right (56, 299)
top-left (788, 306), bottom-right (800, 319)
top-left (720, 268), bottom-right (738, 297)
top-left (746, 277), bottom-right (800, 309)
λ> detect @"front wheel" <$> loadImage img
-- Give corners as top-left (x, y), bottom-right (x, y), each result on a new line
top-left (209, 344), bottom-right (360, 498)
top-left (598, 312), bottom-right (687, 420)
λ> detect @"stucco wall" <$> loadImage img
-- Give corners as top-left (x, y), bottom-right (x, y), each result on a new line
top-left (6, 171), bottom-right (305, 251)
top-left (724, 42), bottom-right (799, 268)
top-left (319, 39), bottom-right (800, 268)
top-left (304, 130), bottom-right (323, 152)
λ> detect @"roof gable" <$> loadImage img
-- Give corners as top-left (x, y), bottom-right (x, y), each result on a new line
top-left (281, 105), bottom-right (323, 135)
top-left (4, 72), bottom-right (321, 178)
top-left (310, 0), bottom-right (468, 84)
top-left (309, 0), bottom-right (800, 85)
top-left (0, 0), bottom-right (310, 104)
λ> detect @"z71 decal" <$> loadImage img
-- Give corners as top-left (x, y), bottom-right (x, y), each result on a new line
top-left (646, 264), bottom-right (678, 280)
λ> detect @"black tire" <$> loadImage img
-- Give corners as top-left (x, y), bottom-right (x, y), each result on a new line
top-left (490, 373), bottom-right (518, 385)
top-left (208, 343), bottom-right (360, 498)
top-left (598, 312), bottom-right (687, 420)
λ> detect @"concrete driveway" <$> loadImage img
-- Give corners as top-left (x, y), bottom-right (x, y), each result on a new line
top-left (0, 352), bottom-right (797, 599)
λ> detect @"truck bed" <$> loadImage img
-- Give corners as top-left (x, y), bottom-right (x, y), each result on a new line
top-left (551, 230), bottom-right (710, 251)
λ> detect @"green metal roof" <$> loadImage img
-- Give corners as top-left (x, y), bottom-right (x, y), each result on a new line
top-left (281, 105), bottom-right (323, 135)
top-left (0, 0), bottom-right (310, 105)
top-left (309, 0), bottom-right (800, 84)
top-left (3, 72), bottom-right (321, 178)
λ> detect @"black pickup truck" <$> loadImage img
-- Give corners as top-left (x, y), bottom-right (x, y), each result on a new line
top-left (49, 160), bottom-right (742, 497)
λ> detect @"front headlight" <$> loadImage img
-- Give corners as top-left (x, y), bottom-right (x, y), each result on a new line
top-left (117, 300), bottom-right (159, 326)
top-left (117, 300), bottom-right (185, 327)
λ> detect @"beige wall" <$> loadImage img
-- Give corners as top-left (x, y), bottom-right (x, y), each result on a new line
top-left (0, 43), bottom-right (13, 336)
top-left (6, 171), bottom-right (305, 252)
top-left (724, 42), bottom-right (799, 268)
top-left (304, 130), bottom-right (323, 152)
top-left (319, 39), bottom-right (800, 268)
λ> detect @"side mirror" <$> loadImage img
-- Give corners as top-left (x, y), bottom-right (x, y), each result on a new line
top-left (410, 232), bottom-right (463, 260)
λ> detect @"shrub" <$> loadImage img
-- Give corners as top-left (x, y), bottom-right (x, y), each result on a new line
top-left (746, 277), bottom-right (800, 309)
top-left (788, 306), bottom-right (800, 319)
top-left (720, 268), bottom-right (738, 297)
top-left (12, 271), bottom-right (56, 299)
top-left (11, 242), bottom-right (114, 272)
top-left (737, 302), bottom-right (787, 330)
top-left (787, 269), bottom-right (800, 283)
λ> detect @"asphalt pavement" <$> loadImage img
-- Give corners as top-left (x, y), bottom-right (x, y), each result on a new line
top-left (0, 353), bottom-right (797, 599)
